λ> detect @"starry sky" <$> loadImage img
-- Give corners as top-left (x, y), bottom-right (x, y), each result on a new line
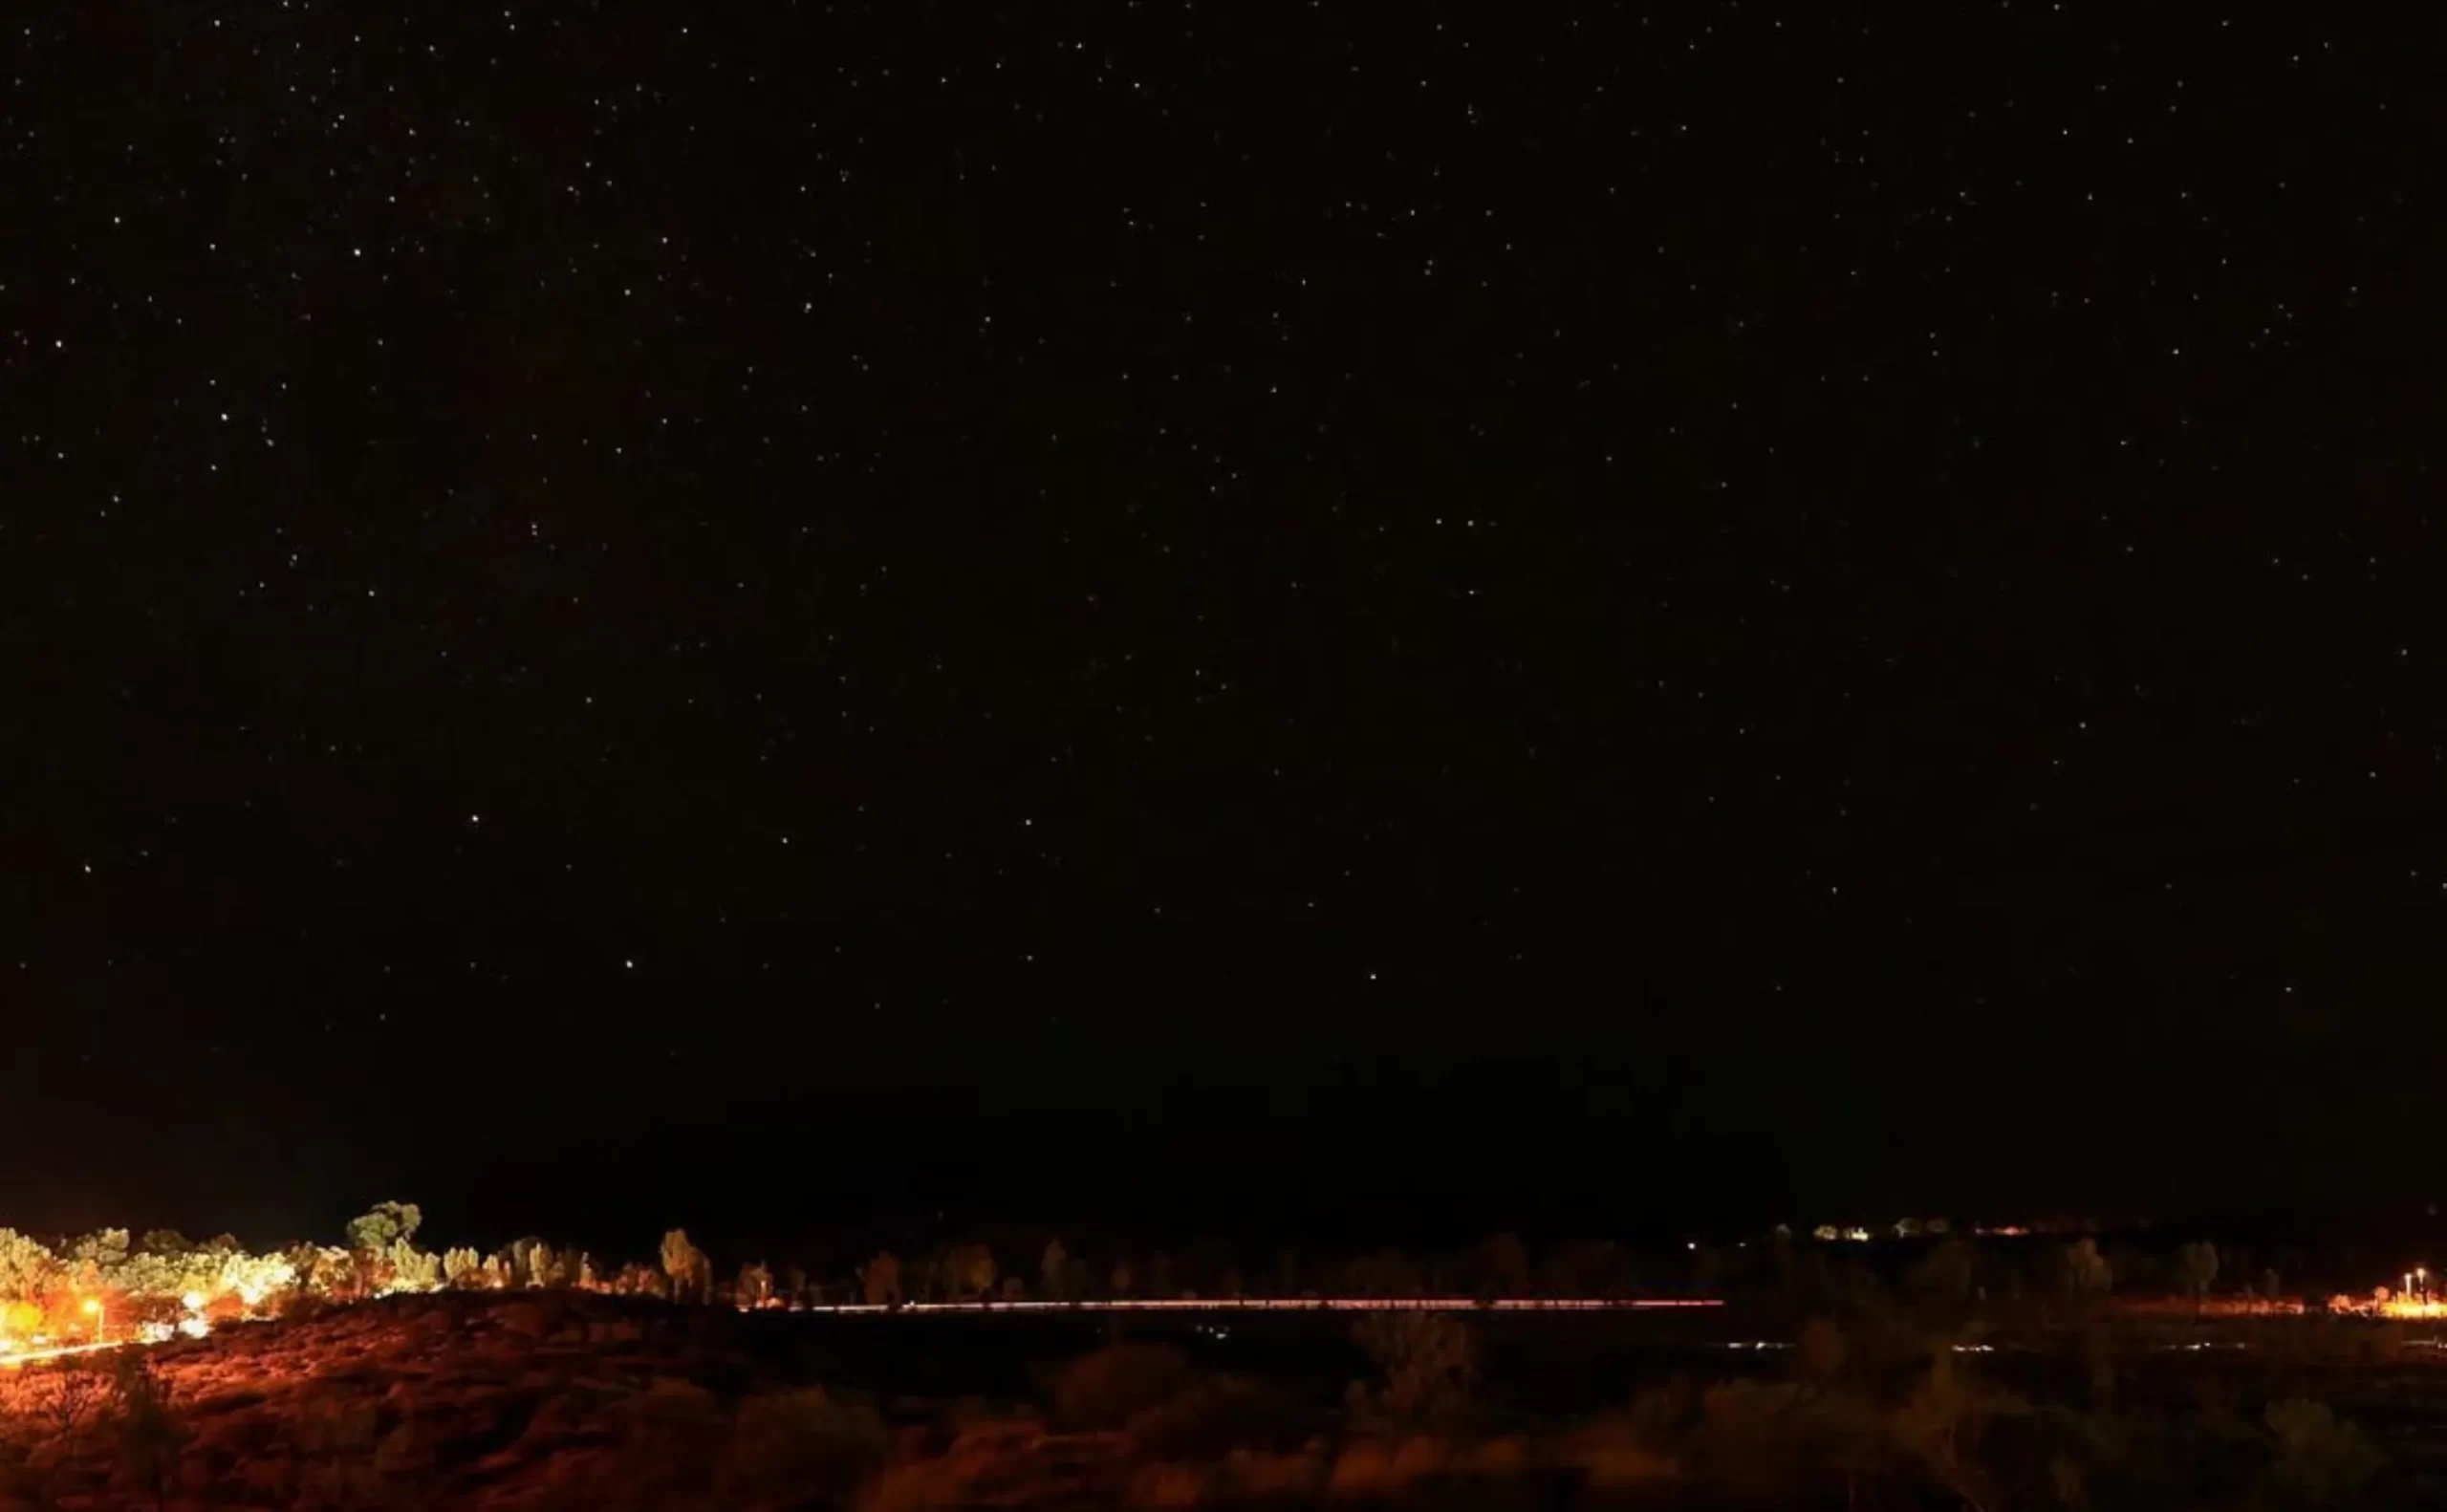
top-left (2, 8), bottom-right (2437, 1242)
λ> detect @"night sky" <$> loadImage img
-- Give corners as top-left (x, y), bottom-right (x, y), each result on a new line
top-left (3, 9), bottom-right (2437, 1244)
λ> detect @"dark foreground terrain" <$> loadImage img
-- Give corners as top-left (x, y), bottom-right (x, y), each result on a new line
top-left (0, 1291), bottom-right (2443, 1508)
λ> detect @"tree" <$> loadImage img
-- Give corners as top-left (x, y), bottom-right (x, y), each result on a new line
top-left (387, 1242), bottom-right (442, 1294)
top-left (443, 1248), bottom-right (485, 1289)
top-left (860, 1252), bottom-right (902, 1307)
top-left (344, 1202), bottom-right (422, 1255)
top-left (507, 1237), bottom-right (551, 1287)
top-left (70, 1229), bottom-right (130, 1269)
top-left (0, 1230), bottom-right (58, 1304)
top-left (940, 1244), bottom-right (996, 1302)
top-left (738, 1261), bottom-right (774, 1309)
top-left (2052, 1237), bottom-right (2112, 1307)
top-left (2175, 1241), bottom-right (2219, 1303)
top-left (1347, 1248), bottom-right (1421, 1298)
top-left (1476, 1232), bottom-right (1532, 1299)
top-left (660, 1230), bottom-right (711, 1304)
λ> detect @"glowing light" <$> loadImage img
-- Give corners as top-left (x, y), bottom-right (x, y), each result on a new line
top-left (175, 1317), bottom-right (209, 1340)
top-left (181, 1291), bottom-right (206, 1313)
top-left (79, 1300), bottom-right (99, 1316)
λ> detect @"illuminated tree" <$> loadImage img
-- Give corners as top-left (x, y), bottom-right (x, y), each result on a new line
top-left (443, 1247), bottom-right (484, 1289)
top-left (219, 1250), bottom-right (298, 1309)
top-left (860, 1252), bottom-right (903, 1307)
top-left (388, 1242), bottom-right (443, 1294)
top-left (344, 1202), bottom-right (423, 1254)
top-left (0, 1230), bottom-right (61, 1304)
top-left (63, 1229), bottom-right (131, 1298)
top-left (738, 1261), bottom-right (774, 1308)
top-left (70, 1229), bottom-right (130, 1268)
top-left (286, 1244), bottom-right (357, 1300)
top-left (940, 1244), bottom-right (996, 1302)
top-left (660, 1230), bottom-right (712, 1304)
top-left (137, 1230), bottom-right (192, 1256)
top-left (108, 1251), bottom-right (189, 1308)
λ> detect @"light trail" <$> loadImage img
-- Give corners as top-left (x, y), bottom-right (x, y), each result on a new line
top-left (787, 1297), bottom-right (1723, 1315)
top-left (0, 1340), bottom-right (128, 1370)
top-left (0, 1297), bottom-right (1723, 1364)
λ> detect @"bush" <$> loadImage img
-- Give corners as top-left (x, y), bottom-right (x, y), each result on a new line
top-left (1125, 1374), bottom-right (1302, 1458)
top-left (2265, 1397), bottom-right (2381, 1505)
top-left (1351, 1312), bottom-right (1478, 1430)
top-left (1050, 1345), bottom-right (1193, 1430)
top-left (715, 1387), bottom-right (889, 1503)
top-left (106, 1352), bottom-right (188, 1508)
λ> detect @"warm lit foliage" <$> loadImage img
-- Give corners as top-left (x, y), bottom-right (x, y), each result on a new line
top-left (660, 1230), bottom-right (712, 1305)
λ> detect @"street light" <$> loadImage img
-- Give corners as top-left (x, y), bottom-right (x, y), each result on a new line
top-left (80, 1297), bottom-right (101, 1342)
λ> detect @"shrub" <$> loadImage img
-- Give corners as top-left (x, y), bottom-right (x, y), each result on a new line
top-left (1125, 1373), bottom-right (1301, 1458)
top-left (1351, 1312), bottom-right (1479, 1429)
top-left (715, 1388), bottom-right (889, 1503)
top-left (106, 1352), bottom-right (188, 1509)
top-left (2265, 1397), bottom-right (2382, 1505)
top-left (1051, 1344), bottom-right (1193, 1430)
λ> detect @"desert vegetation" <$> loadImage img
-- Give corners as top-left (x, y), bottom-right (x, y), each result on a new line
top-left (0, 1211), bottom-right (2434, 1506)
